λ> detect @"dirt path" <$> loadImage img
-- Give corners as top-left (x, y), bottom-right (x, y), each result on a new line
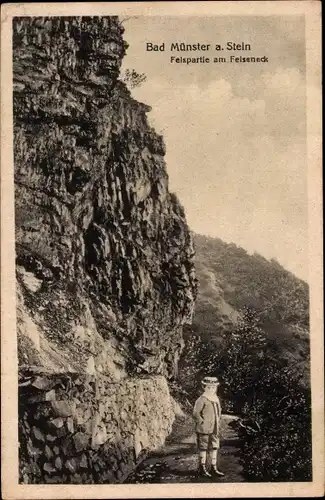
top-left (125, 414), bottom-right (245, 484)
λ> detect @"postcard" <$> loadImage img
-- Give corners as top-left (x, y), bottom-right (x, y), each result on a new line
top-left (1, 1), bottom-right (323, 498)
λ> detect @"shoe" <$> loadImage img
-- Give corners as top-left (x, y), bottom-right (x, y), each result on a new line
top-left (211, 466), bottom-right (225, 477)
top-left (198, 464), bottom-right (212, 478)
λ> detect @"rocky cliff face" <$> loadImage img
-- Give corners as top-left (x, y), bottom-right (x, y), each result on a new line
top-left (13, 16), bottom-right (197, 483)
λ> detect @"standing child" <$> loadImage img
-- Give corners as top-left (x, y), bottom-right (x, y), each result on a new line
top-left (193, 376), bottom-right (224, 478)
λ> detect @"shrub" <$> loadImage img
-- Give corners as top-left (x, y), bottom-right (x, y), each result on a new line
top-left (120, 68), bottom-right (146, 89)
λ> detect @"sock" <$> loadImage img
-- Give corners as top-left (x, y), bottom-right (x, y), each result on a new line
top-left (199, 451), bottom-right (207, 466)
top-left (211, 449), bottom-right (218, 467)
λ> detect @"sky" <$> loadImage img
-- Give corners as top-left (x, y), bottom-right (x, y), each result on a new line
top-left (121, 16), bottom-right (308, 281)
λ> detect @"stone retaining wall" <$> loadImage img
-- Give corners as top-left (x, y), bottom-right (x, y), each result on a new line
top-left (19, 370), bottom-right (174, 484)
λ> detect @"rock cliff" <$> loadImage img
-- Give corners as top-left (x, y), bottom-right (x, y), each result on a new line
top-left (13, 16), bottom-right (197, 483)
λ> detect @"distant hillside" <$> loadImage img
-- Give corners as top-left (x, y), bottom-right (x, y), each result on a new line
top-left (185, 233), bottom-right (310, 385)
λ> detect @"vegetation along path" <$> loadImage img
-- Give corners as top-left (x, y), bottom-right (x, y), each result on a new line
top-left (125, 413), bottom-right (244, 484)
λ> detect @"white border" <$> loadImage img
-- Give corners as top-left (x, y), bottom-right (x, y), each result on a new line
top-left (1, 2), bottom-right (323, 498)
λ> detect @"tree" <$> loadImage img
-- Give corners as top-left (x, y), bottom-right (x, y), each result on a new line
top-left (215, 307), bottom-right (267, 412)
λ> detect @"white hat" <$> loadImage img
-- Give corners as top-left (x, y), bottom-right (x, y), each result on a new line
top-left (202, 376), bottom-right (220, 386)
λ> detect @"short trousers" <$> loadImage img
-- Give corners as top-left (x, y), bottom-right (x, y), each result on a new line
top-left (197, 433), bottom-right (220, 450)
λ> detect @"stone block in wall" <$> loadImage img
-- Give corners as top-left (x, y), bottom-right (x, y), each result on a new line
top-left (61, 435), bottom-right (76, 457)
top-left (79, 454), bottom-right (88, 469)
top-left (48, 417), bottom-right (64, 430)
top-left (56, 426), bottom-right (67, 439)
top-left (28, 445), bottom-right (43, 459)
top-left (23, 390), bottom-right (56, 404)
top-left (51, 400), bottom-right (76, 417)
top-left (73, 432), bottom-right (90, 453)
top-left (43, 462), bottom-right (56, 474)
top-left (67, 417), bottom-right (74, 433)
top-left (46, 434), bottom-right (57, 443)
top-left (44, 445), bottom-right (53, 460)
top-left (65, 458), bottom-right (78, 474)
top-left (32, 426), bottom-right (45, 443)
top-left (30, 376), bottom-right (56, 391)
top-left (54, 456), bottom-right (63, 470)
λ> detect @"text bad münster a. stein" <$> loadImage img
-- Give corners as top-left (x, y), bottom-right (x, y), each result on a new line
top-left (146, 42), bottom-right (252, 52)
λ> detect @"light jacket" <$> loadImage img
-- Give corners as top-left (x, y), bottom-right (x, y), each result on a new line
top-left (193, 395), bottom-right (222, 434)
